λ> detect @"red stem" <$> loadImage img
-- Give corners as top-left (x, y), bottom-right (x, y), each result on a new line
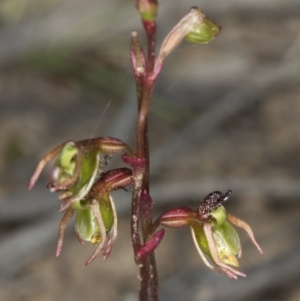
top-left (131, 15), bottom-right (159, 301)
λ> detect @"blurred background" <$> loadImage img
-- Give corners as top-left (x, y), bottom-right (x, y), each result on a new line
top-left (0, 0), bottom-right (300, 300)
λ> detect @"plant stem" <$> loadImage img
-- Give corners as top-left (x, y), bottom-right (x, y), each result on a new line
top-left (131, 17), bottom-right (159, 301)
top-left (132, 82), bottom-right (154, 301)
top-left (145, 23), bottom-right (159, 301)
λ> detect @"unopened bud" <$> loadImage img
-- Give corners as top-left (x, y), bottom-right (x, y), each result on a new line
top-left (155, 7), bottom-right (220, 72)
top-left (185, 16), bottom-right (221, 44)
top-left (156, 7), bottom-right (204, 68)
top-left (136, 0), bottom-right (158, 22)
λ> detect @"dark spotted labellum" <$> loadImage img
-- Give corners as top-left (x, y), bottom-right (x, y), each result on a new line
top-left (198, 190), bottom-right (232, 216)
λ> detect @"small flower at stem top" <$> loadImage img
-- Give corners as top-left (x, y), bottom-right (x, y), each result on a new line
top-left (184, 13), bottom-right (221, 44)
top-left (136, 0), bottom-right (158, 39)
top-left (155, 7), bottom-right (221, 73)
top-left (158, 190), bottom-right (263, 279)
top-left (136, 0), bottom-right (158, 22)
top-left (28, 137), bottom-right (134, 265)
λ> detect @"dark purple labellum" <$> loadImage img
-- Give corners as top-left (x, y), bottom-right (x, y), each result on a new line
top-left (198, 190), bottom-right (232, 215)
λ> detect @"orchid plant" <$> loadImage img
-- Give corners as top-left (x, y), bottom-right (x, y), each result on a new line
top-left (29, 2), bottom-right (263, 301)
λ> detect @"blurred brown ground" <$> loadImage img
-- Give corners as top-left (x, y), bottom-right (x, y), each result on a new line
top-left (0, 0), bottom-right (300, 300)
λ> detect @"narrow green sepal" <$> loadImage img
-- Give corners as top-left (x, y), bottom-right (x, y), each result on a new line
top-left (191, 224), bottom-right (210, 256)
top-left (99, 194), bottom-right (114, 231)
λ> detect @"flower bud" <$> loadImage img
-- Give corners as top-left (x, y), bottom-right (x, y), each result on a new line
top-left (155, 7), bottom-right (204, 68)
top-left (136, 0), bottom-right (158, 22)
top-left (185, 16), bottom-right (221, 44)
top-left (155, 7), bottom-right (220, 72)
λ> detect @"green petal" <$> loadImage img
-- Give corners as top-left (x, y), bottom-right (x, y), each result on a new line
top-left (210, 206), bottom-right (227, 226)
top-left (56, 142), bottom-right (77, 176)
top-left (213, 221), bottom-right (241, 267)
top-left (76, 207), bottom-right (100, 243)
